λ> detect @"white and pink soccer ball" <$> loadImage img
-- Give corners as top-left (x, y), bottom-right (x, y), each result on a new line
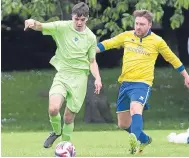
top-left (55, 141), bottom-right (76, 157)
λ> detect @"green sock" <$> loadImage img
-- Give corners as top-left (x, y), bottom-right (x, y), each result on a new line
top-left (62, 122), bottom-right (74, 141)
top-left (49, 113), bottom-right (62, 135)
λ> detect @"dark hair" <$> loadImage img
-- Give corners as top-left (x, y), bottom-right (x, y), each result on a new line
top-left (133, 10), bottom-right (153, 23)
top-left (72, 2), bottom-right (89, 17)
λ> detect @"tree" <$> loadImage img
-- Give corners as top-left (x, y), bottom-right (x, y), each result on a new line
top-left (88, 0), bottom-right (189, 39)
top-left (84, 74), bottom-right (114, 123)
top-left (1, 0), bottom-right (73, 22)
top-left (2, 0), bottom-right (188, 32)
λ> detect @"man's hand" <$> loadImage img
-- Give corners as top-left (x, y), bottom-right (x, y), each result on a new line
top-left (94, 78), bottom-right (102, 94)
top-left (89, 58), bottom-right (102, 94)
top-left (24, 19), bottom-right (35, 31)
top-left (24, 19), bottom-right (42, 31)
top-left (181, 69), bottom-right (189, 89)
top-left (184, 75), bottom-right (189, 88)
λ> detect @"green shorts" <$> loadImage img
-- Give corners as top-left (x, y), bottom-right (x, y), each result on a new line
top-left (49, 71), bottom-right (88, 113)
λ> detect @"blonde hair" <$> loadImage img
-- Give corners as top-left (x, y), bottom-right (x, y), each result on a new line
top-left (133, 10), bottom-right (153, 23)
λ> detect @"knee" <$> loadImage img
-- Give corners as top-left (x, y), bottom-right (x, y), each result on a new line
top-left (48, 104), bottom-right (60, 116)
top-left (131, 106), bottom-right (140, 114)
top-left (118, 121), bottom-right (131, 129)
top-left (130, 102), bottom-right (143, 115)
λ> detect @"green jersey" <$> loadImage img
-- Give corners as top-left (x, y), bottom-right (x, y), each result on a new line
top-left (42, 21), bottom-right (96, 73)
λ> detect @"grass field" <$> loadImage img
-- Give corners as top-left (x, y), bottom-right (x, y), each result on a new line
top-left (1, 67), bottom-right (189, 157)
top-left (2, 130), bottom-right (189, 157)
top-left (1, 67), bottom-right (189, 130)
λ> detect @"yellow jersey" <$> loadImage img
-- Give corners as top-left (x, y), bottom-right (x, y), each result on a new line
top-left (98, 30), bottom-right (184, 86)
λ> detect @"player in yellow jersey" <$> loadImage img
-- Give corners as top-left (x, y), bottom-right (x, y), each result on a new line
top-left (97, 10), bottom-right (189, 154)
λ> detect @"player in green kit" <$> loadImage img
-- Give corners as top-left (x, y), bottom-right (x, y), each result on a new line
top-left (24, 2), bottom-right (102, 148)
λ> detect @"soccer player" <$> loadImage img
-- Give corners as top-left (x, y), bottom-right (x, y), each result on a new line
top-left (24, 2), bottom-right (102, 148)
top-left (97, 10), bottom-right (189, 154)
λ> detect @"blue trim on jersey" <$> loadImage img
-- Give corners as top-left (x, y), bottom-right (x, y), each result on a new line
top-left (143, 29), bottom-right (152, 37)
top-left (97, 43), bottom-right (105, 52)
top-left (177, 65), bottom-right (185, 72)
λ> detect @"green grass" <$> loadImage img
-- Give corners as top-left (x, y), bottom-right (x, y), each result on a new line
top-left (1, 67), bottom-right (189, 157)
top-left (1, 67), bottom-right (189, 131)
top-left (2, 130), bottom-right (189, 157)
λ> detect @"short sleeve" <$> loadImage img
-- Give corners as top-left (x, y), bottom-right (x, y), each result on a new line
top-left (42, 21), bottom-right (68, 35)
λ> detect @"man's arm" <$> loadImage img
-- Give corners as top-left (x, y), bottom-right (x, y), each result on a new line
top-left (88, 36), bottom-right (102, 94)
top-left (89, 58), bottom-right (102, 94)
top-left (159, 39), bottom-right (189, 88)
top-left (96, 32), bottom-right (126, 53)
top-left (90, 58), bottom-right (101, 80)
top-left (24, 19), bottom-right (63, 35)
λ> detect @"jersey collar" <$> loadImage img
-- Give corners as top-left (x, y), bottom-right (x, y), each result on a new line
top-left (134, 29), bottom-right (152, 38)
top-left (134, 29), bottom-right (152, 42)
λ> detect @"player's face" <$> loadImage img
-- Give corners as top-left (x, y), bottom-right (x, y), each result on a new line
top-left (72, 15), bottom-right (88, 32)
top-left (134, 17), bottom-right (152, 37)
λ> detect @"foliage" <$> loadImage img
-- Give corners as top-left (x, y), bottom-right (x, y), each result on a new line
top-left (1, 0), bottom-right (189, 36)
top-left (89, 0), bottom-right (189, 39)
top-left (1, 0), bottom-right (73, 22)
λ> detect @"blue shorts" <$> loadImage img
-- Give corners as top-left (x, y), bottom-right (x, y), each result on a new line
top-left (117, 81), bottom-right (151, 112)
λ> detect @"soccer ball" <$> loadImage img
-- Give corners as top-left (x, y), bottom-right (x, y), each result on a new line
top-left (55, 141), bottom-right (76, 157)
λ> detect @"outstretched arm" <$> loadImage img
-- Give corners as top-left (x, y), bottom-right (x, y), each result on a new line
top-left (159, 39), bottom-right (189, 89)
top-left (24, 19), bottom-right (64, 36)
top-left (96, 32), bottom-right (126, 53)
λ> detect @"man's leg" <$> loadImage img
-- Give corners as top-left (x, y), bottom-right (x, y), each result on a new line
top-left (44, 72), bottom-right (68, 148)
top-left (62, 107), bottom-right (75, 141)
top-left (49, 94), bottom-right (64, 135)
top-left (117, 103), bottom-right (150, 152)
top-left (129, 101), bottom-right (152, 154)
top-left (116, 82), bottom-right (140, 154)
top-left (117, 83), bottom-right (152, 154)
top-left (44, 94), bottom-right (64, 148)
top-left (117, 82), bottom-right (132, 130)
top-left (123, 101), bottom-right (143, 154)
top-left (117, 111), bottom-right (132, 131)
top-left (117, 104), bottom-right (141, 155)
top-left (61, 72), bottom-right (88, 142)
top-left (130, 101), bottom-right (144, 139)
top-left (126, 82), bottom-right (153, 154)
top-left (121, 102), bottom-right (150, 134)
